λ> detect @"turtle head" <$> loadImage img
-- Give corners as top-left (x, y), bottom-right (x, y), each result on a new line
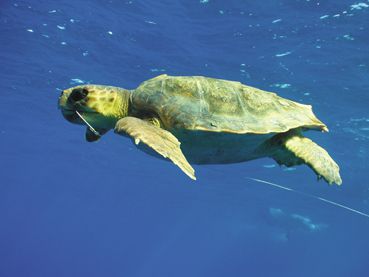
top-left (58, 85), bottom-right (130, 142)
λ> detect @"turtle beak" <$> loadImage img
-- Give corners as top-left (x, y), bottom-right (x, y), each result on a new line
top-left (58, 90), bottom-right (67, 109)
top-left (61, 110), bottom-right (81, 123)
top-left (58, 89), bottom-right (84, 124)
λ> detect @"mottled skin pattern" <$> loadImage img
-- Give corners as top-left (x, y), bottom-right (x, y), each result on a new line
top-left (59, 74), bottom-right (342, 185)
top-left (59, 85), bottom-right (129, 141)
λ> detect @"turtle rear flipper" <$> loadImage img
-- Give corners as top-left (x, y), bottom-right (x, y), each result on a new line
top-left (269, 131), bottom-right (342, 185)
top-left (114, 117), bottom-right (196, 180)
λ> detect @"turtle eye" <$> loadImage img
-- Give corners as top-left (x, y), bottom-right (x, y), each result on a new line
top-left (69, 88), bottom-right (88, 102)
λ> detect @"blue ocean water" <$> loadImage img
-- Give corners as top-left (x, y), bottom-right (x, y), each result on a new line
top-left (1, 0), bottom-right (369, 276)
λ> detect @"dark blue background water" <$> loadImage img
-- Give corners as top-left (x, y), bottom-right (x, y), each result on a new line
top-left (1, 0), bottom-right (369, 276)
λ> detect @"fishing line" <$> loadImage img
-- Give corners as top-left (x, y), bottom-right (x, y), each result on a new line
top-left (73, 112), bottom-right (368, 219)
top-left (75, 110), bottom-right (101, 137)
top-left (247, 177), bottom-right (369, 219)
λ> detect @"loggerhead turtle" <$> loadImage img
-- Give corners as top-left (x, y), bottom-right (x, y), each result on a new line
top-left (58, 74), bottom-right (342, 185)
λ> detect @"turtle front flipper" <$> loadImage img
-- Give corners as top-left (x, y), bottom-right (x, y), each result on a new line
top-left (268, 130), bottom-right (342, 185)
top-left (114, 117), bottom-right (196, 180)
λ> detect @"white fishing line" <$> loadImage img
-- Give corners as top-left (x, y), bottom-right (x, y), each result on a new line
top-left (248, 178), bottom-right (293, 191)
top-left (316, 197), bottom-right (369, 218)
top-left (75, 110), bottom-right (100, 137)
top-left (247, 177), bottom-right (369, 219)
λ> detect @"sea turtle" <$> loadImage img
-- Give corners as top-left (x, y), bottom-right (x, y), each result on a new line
top-left (58, 74), bottom-right (342, 185)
